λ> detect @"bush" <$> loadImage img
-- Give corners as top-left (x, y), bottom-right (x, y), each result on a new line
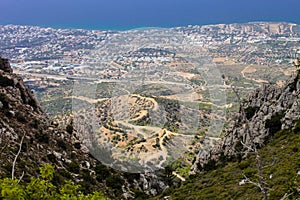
top-left (74, 142), bottom-right (81, 149)
top-left (239, 160), bottom-right (251, 170)
top-left (15, 112), bottom-right (27, 122)
top-left (95, 164), bottom-right (110, 181)
top-left (57, 169), bottom-right (72, 180)
top-left (293, 120), bottom-right (300, 133)
top-left (242, 167), bottom-right (256, 177)
top-left (244, 106), bottom-right (259, 120)
top-left (203, 159), bottom-right (217, 171)
top-left (67, 162), bottom-right (80, 174)
top-left (0, 93), bottom-right (9, 109)
top-left (57, 139), bottom-right (67, 150)
top-left (265, 112), bottom-right (285, 135)
top-left (81, 170), bottom-right (95, 184)
top-left (0, 74), bottom-right (14, 87)
top-left (106, 174), bottom-right (124, 190)
top-left (131, 188), bottom-right (149, 200)
top-left (0, 164), bottom-right (108, 199)
top-left (35, 131), bottom-right (49, 143)
top-left (66, 122), bottom-right (73, 134)
top-left (47, 154), bottom-right (57, 163)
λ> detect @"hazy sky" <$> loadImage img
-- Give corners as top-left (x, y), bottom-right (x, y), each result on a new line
top-left (1, 0), bottom-right (300, 30)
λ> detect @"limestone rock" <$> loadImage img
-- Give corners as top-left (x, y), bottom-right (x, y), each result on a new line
top-left (191, 70), bottom-right (300, 174)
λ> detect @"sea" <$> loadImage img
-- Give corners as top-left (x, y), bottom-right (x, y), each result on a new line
top-left (1, 0), bottom-right (300, 31)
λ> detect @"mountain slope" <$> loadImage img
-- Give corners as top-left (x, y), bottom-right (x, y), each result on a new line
top-left (0, 56), bottom-right (122, 198)
top-left (192, 68), bottom-right (300, 173)
top-left (157, 121), bottom-right (300, 199)
top-left (0, 56), bottom-right (171, 199)
top-left (156, 68), bottom-right (300, 199)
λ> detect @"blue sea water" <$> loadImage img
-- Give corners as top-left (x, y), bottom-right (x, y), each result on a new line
top-left (1, 0), bottom-right (300, 30)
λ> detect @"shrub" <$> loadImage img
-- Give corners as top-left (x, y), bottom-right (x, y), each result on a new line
top-left (239, 160), bottom-right (251, 170)
top-left (95, 164), bottom-right (110, 181)
top-left (265, 112), bottom-right (285, 135)
top-left (203, 159), bottom-right (217, 171)
top-left (80, 169), bottom-right (95, 184)
top-left (131, 188), bottom-right (149, 200)
top-left (0, 93), bottom-right (9, 109)
top-left (47, 154), bottom-right (57, 163)
top-left (57, 169), bottom-right (72, 180)
top-left (57, 139), bottom-right (67, 150)
top-left (35, 131), bottom-right (49, 143)
top-left (293, 120), bottom-right (300, 133)
top-left (66, 122), bottom-right (73, 134)
top-left (74, 142), bottom-right (81, 149)
top-left (67, 162), bottom-right (80, 174)
top-left (15, 112), bottom-right (27, 122)
top-left (242, 167), bottom-right (256, 177)
top-left (106, 174), bottom-right (124, 190)
top-left (244, 106), bottom-right (259, 120)
top-left (0, 74), bottom-right (14, 87)
top-left (0, 164), bottom-right (108, 199)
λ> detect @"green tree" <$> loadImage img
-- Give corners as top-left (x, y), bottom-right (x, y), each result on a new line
top-left (0, 164), bottom-right (109, 200)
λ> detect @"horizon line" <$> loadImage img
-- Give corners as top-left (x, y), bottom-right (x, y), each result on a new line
top-left (0, 20), bottom-right (299, 32)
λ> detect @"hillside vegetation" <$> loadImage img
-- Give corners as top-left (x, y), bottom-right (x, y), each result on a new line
top-left (156, 120), bottom-right (300, 199)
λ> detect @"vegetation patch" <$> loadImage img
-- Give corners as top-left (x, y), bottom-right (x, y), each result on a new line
top-left (0, 164), bottom-right (108, 199)
top-left (265, 112), bottom-right (285, 135)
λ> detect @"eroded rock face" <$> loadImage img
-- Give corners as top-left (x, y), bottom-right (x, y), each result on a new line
top-left (191, 71), bottom-right (300, 174)
top-left (0, 57), bottom-right (41, 111)
top-left (137, 173), bottom-right (167, 196)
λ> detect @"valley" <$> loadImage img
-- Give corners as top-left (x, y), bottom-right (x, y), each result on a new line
top-left (1, 22), bottom-right (300, 197)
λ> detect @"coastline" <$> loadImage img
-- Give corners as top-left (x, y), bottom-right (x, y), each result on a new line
top-left (1, 19), bottom-right (299, 31)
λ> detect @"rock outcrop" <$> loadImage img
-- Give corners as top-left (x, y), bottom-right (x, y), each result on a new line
top-left (191, 70), bottom-right (300, 174)
top-left (0, 56), bottom-right (117, 196)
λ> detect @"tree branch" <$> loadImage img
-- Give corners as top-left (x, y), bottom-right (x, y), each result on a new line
top-left (240, 140), bottom-right (253, 151)
top-left (242, 174), bottom-right (264, 191)
top-left (12, 133), bottom-right (25, 180)
top-left (231, 85), bottom-right (268, 200)
top-left (17, 171), bottom-right (25, 184)
top-left (281, 192), bottom-right (293, 200)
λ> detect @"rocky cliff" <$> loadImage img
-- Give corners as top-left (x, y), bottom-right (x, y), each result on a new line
top-left (0, 56), bottom-right (124, 197)
top-left (191, 68), bottom-right (300, 173)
